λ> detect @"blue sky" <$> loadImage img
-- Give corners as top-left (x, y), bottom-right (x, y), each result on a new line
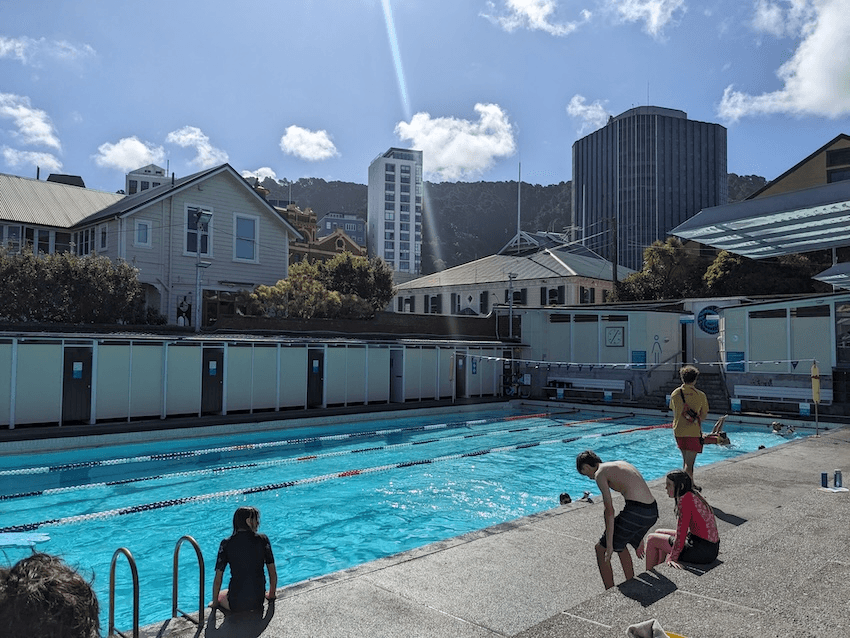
top-left (1, 0), bottom-right (848, 192)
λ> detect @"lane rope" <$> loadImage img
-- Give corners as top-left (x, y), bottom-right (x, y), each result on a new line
top-left (0, 415), bottom-right (629, 501)
top-left (0, 422), bottom-right (671, 534)
top-left (0, 411), bottom-right (569, 478)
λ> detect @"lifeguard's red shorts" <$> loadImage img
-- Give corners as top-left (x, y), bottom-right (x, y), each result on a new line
top-left (676, 436), bottom-right (703, 453)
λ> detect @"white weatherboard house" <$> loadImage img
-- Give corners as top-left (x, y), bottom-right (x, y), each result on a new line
top-left (0, 164), bottom-right (303, 326)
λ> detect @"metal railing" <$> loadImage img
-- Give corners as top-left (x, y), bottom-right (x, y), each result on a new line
top-left (108, 547), bottom-right (139, 638)
top-left (172, 535), bottom-right (206, 629)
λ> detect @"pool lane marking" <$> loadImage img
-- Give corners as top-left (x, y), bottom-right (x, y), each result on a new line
top-left (0, 423), bottom-right (671, 534)
top-left (0, 415), bottom-right (632, 501)
top-left (0, 412), bottom-right (567, 477)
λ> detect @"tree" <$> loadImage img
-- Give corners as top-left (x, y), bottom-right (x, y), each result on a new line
top-left (703, 251), bottom-right (831, 297)
top-left (252, 260), bottom-right (341, 319)
top-left (615, 237), bottom-right (709, 301)
top-left (0, 248), bottom-right (151, 324)
top-left (317, 253), bottom-right (395, 314)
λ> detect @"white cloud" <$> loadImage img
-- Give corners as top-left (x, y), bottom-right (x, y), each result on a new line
top-left (2, 146), bottom-right (62, 173)
top-left (606, 0), bottom-right (686, 38)
top-left (719, 0), bottom-right (850, 121)
top-left (279, 126), bottom-right (339, 161)
top-left (165, 126), bottom-right (228, 168)
top-left (0, 36), bottom-right (96, 66)
top-left (752, 0), bottom-right (817, 37)
top-left (241, 167), bottom-right (279, 181)
top-left (566, 95), bottom-right (611, 135)
top-left (394, 103), bottom-right (517, 181)
top-left (0, 93), bottom-right (61, 149)
top-left (482, 0), bottom-right (591, 36)
top-left (93, 136), bottom-right (165, 172)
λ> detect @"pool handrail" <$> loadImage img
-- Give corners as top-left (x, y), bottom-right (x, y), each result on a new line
top-left (172, 535), bottom-right (206, 629)
top-left (108, 547), bottom-right (139, 638)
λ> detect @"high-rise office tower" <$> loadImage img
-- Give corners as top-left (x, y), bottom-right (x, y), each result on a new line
top-left (572, 106), bottom-right (727, 272)
top-left (368, 148), bottom-right (423, 275)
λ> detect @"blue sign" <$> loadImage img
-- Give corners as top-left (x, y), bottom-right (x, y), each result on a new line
top-left (726, 351), bottom-right (745, 372)
top-left (631, 350), bottom-right (647, 370)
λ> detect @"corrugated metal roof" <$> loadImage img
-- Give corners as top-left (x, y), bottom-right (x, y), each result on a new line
top-left (397, 244), bottom-right (633, 290)
top-left (0, 173), bottom-right (124, 227)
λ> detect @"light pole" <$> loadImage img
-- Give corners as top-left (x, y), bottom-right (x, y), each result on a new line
top-left (194, 210), bottom-right (212, 333)
top-left (507, 272), bottom-right (517, 339)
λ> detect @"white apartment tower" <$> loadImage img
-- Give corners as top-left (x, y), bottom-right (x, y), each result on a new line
top-left (367, 148), bottom-right (423, 275)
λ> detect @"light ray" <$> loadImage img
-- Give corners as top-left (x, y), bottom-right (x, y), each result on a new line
top-left (381, 0), bottom-right (411, 121)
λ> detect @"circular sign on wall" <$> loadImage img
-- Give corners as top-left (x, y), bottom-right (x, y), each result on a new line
top-left (697, 305), bottom-right (720, 335)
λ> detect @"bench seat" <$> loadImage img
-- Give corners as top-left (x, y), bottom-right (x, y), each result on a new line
top-left (546, 376), bottom-right (626, 392)
top-left (733, 384), bottom-right (832, 405)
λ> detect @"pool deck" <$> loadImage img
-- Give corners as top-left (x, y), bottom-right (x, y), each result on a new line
top-left (142, 420), bottom-right (850, 638)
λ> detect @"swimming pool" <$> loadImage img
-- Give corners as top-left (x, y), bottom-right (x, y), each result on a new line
top-left (0, 406), bottom-right (803, 630)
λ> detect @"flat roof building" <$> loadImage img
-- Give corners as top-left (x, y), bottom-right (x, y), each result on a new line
top-left (572, 106), bottom-right (727, 271)
top-left (367, 148), bottom-right (423, 275)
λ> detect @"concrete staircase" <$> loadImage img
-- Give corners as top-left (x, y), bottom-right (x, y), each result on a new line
top-left (636, 372), bottom-right (729, 414)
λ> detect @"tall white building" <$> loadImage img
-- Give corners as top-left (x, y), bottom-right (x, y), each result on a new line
top-left (367, 148), bottom-right (423, 275)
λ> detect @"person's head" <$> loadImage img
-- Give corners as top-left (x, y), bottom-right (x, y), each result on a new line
top-left (665, 470), bottom-right (694, 500)
top-left (232, 506), bottom-right (261, 534)
top-left (0, 552), bottom-right (99, 638)
top-left (576, 450), bottom-right (602, 478)
top-left (679, 365), bottom-right (699, 385)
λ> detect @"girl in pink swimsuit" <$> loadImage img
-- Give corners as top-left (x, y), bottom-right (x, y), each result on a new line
top-left (637, 470), bottom-right (720, 570)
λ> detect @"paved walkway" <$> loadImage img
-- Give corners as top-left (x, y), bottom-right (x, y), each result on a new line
top-left (145, 423), bottom-right (849, 638)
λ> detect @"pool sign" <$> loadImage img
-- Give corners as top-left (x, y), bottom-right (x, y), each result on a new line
top-left (697, 306), bottom-right (721, 335)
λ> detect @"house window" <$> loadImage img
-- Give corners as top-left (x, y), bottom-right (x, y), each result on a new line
top-left (141, 181), bottom-right (150, 191)
top-left (134, 220), bottom-right (152, 247)
top-left (55, 232), bottom-right (71, 253)
top-left (76, 228), bottom-right (95, 256)
top-left (384, 212), bottom-right (394, 221)
top-left (128, 180), bottom-right (138, 195)
top-left (186, 207), bottom-right (212, 256)
top-left (1, 224), bottom-right (21, 253)
top-left (99, 224), bottom-right (108, 251)
top-left (345, 223), bottom-right (356, 231)
top-left (234, 215), bottom-right (258, 262)
top-left (37, 229), bottom-right (50, 254)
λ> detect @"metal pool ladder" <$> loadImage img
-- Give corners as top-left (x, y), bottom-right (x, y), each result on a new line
top-left (172, 535), bottom-right (206, 629)
top-left (108, 547), bottom-right (139, 638)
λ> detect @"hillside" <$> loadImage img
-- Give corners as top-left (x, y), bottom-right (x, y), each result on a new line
top-left (256, 173), bottom-right (765, 274)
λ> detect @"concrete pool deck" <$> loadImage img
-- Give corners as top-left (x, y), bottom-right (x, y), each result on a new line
top-left (142, 420), bottom-right (850, 638)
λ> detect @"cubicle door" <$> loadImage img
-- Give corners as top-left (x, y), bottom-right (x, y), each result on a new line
top-left (455, 353), bottom-right (467, 399)
top-left (202, 347), bottom-right (224, 415)
top-left (307, 348), bottom-right (324, 408)
top-left (62, 346), bottom-right (92, 424)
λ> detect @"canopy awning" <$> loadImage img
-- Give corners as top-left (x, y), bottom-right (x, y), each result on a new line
top-left (814, 262), bottom-right (850, 290)
top-left (671, 180), bottom-right (850, 259)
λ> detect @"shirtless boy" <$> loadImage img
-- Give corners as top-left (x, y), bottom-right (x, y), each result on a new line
top-left (576, 450), bottom-right (659, 589)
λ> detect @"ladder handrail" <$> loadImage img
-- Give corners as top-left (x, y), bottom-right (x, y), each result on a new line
top-left (172, 535), bottom-right (206, 629)
top-left (108, 547), bottom-right (139, 638)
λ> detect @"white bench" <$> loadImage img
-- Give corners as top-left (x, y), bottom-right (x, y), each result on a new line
top-left (734, 384), bottom-right (832, 405)
top-left (546, 376), bottom-right (627, 399)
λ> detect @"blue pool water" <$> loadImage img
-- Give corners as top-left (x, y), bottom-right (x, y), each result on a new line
top-left (0, 407), bottom-right (803, 630)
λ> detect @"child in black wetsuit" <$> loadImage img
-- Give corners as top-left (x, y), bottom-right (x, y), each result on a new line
top-left (211, 506), bottom-right (277, 612)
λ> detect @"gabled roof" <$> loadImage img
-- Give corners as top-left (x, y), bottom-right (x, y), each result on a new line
top-left (0, 173), bottom-right (125, 227)
top-left (671, 179), bottom-right (850, 259)
top-left (746, 133), bottom-right (850, 199)
top-left (313, 228), bottom-right (365, 253)
top-left (397, 242), bottom-right (632, 291)
top-left (76, 163), bottom-right (304, 240)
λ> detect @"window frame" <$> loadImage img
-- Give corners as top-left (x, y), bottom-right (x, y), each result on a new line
top-left (184, 205), bottom-right (213, 258)
top-left (233, 213), bottom-right (260, 263)
top-left (134, 219), bottom-right (152, 248)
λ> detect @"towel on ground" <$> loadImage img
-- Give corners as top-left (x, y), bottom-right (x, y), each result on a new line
top-left (626, 618), bottom-right (667, 638)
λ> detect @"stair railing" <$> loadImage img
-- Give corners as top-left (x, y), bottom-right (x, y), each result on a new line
top-left (108, 547), bottom-right (139, 638)
top-left (172, 535), bottom-right (206, 629)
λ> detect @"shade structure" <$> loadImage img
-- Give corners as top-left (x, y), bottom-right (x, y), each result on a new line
top-left (813, 262), bottom-right (850, 290)
top-left (671, 180), bottom-right (850, 259)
